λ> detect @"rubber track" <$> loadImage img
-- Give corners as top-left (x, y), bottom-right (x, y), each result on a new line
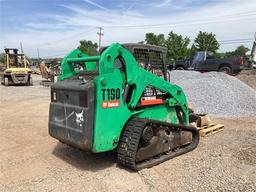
top-left (117, 117), bottom-right (147, 169)
top-left (117, 117), bottom-right (199, 171)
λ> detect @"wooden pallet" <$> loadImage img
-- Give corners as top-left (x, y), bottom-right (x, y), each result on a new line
top-left (197, 123), bottom-right (224, 137)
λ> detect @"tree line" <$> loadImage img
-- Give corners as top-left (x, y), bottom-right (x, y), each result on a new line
top-left (140, 31), bottom-right (249, 63)
top-left (0, 31), bottom-right (250, 66)
top-left (77, 31), bottom-right (250, 64)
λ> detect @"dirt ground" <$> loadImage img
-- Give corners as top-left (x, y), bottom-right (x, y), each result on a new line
top-left (236, 69), bottom-right (256, 90)
top-left (0, 74), bottom-right (256, 192)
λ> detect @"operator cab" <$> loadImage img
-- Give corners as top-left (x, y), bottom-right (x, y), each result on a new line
top-left (100, 43), bottom-right (168, 80)
top-left (4, 48), bottom-right (28, 68)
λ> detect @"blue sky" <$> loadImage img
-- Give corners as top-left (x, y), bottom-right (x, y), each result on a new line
top-left (0, 0), bottom-right (256, 58)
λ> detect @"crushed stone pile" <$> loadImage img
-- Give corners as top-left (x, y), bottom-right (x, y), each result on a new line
top-left (168, 71), bottom-right (256, 117)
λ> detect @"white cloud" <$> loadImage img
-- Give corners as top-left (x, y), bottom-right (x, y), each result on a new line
top-left (1, 0), bottom-right (256, 57)
top-left (156, 0), bottom-right (173, 7)
top-left (83, 0), bottom-right (109, 11)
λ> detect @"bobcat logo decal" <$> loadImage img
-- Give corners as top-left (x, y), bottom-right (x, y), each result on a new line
top-left (75, 110), bottom-right (84, 127)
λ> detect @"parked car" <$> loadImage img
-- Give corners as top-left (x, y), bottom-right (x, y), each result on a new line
top-left (170, 51), bottom-right (243, 75)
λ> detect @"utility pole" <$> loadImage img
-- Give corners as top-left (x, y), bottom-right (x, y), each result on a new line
top-left (97, 27), bottom-right (104, 50)
top-left (20, 42), bottom-right (23, 53)
top-left (37, 48), bottom-right (40, 66)
top-left (251, 32), bottom-right (256, 65)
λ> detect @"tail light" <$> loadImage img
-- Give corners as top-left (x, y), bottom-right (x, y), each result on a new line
top-left (239, 57), bottom-right (244, 65)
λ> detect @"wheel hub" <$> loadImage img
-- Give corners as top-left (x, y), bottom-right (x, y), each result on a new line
top-left (142, 126), bottom-right (153, 142)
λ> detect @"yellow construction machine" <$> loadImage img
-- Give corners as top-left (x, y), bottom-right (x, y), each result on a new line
top-left (0, 48), bottom-right (33, 86)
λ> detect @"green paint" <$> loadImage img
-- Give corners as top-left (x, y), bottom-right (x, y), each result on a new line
top-left (58, 43), bottom-right (189, 153)
top-left (58, 49), bottom-right (98, 81)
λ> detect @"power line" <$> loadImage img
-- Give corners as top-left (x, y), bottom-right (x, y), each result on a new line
top-left (30, 38), bottom-right (253, 58)
top-left (28, 11), bottom-right (256, 48)
top-left (102, 11), bottom-right (256, 29)
top-left (220, 40), bottom-right (253, 45)
top-left (111, 16), bottom-right (256, 29)
top-left (218, 37), bottom-right (254, 45)
top-left (219, 38), bottom-right (253, 43)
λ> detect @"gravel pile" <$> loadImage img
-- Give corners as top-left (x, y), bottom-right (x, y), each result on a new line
top-left (168, 71), bottom-right (256, 117)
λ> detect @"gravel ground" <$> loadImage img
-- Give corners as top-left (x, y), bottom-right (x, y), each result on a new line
top-left (169, 71), bottom-right (256, 117)
top-left (0, 73), bottom-right (256, 192)
top-left (0, 75), bottom-right (49, 101)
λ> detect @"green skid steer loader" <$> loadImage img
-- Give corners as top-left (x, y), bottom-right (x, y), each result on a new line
top-left (48, 43), bottom-right (199, 171)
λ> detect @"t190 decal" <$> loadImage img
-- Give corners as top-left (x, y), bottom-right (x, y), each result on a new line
top-left (101, 88), bottom-right (121, 108)
top-left (101, 88), bottom-right (120, 100)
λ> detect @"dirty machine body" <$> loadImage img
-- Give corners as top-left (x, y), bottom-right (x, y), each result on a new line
top-left (49, 43), bottom-right (199, 170)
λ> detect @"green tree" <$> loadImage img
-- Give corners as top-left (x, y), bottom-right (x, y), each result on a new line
top-left (145, 33), bottom-right (165, 46)
top-left (224, 50), bottom-right (234, 57)
top-left (188, 44), bottom-right (197, 58)
top-left (214, 52), bottom-right (226, 59)
top-left (194, 31), bottom-right (219, 53)
top-left (234, 45), bottom-right (249, 57)
top-left (78, 40), bottom-right (98, 56)
top-left (165, 31), bottom-right (190, 61)
top-left (225, 45), bottom-right (249, 57)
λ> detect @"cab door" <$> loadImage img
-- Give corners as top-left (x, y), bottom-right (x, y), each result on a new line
top-left (190, 52), bottom-right (205, 71)
top-left (203, 52), bottom-right (218, 71)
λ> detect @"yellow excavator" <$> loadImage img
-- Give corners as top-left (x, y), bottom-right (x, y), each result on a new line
top-left (0, 48), bottom-right (33, 86)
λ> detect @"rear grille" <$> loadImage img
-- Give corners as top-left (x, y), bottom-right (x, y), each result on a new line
top-left (49, 80), bottom-right (95, 151)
